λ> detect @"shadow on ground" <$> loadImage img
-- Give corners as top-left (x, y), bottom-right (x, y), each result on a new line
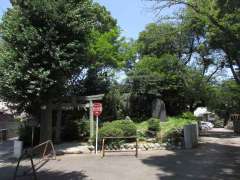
top-left (141, 142), bottom-right (240, 180)
top-left (200, 130), bottom-right (238, 139)
top-left (0, 158), bottom-right (89, 180)
top-left (16, 170), bottom-right (88, 180)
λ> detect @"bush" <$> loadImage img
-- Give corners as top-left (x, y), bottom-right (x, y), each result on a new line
top-left (78, 120), bottom-right (90, 140)
top-left (159, 117), bottom-right (197, 145)
top-left (99, 120), bottom-right (137, 138)
top-left (99, 124), bottom-right (124, 139)
top-left (148, 118), bottom-right (160, 132)
top-left (98, 120), bottom-right (137, 147)
top-left (112, 120), bottom-right (137, 137)
top-left (147, 118), bottom-right (160, 137)
top-left (180, 112), bottom-right (197, 121)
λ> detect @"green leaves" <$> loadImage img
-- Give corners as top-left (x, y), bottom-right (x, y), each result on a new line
top-left (87, 28), bottom-right (122, 68)
top-left (0, 0), bottom-right (118, 114)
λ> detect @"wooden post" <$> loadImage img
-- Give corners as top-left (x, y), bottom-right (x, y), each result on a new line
top-left (101, 138), bottom-right (105, 158)
top-left (135, 137), bottom-right (138, 158)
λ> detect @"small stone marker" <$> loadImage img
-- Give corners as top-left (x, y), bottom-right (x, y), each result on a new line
top-left (14, 140), bottom-right (23, 158)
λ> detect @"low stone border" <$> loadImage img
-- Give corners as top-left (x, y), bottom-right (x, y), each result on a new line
top-left (55, 141), bottom-right (184, 155)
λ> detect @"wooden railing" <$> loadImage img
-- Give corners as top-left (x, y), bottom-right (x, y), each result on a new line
top-left (101, 136), bottom-right (138, 158)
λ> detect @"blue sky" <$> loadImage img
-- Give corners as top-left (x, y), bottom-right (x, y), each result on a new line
top-left (95, 0), bottom-right (157, 39)
top-left (0, 0), bottom-right (158, 39)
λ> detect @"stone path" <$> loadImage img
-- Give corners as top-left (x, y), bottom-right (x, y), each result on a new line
top-left (1, 128), bottom-right (240, 180)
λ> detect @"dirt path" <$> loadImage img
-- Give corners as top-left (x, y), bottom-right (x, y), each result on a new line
top-left (1, 128), bottom-right (240, 180)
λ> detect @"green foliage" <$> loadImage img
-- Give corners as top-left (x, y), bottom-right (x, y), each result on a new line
top-left (151, 0), bottom-right (240, 83)
top-left (136, 121), bottom-right (149, 133)
top-left (99, 120), bottom-right (137, 139)
top-left (183, 70), bottom-right (213, 111)
top-left (160, 116), bottom-right (197, 143)
top-left (0, 0), bottom-right (121, 115)
top-left (99, 125), bottom-right (124, 139)
top-left (128, 20), bottom-right (215, 116)
top-left (88, 28), bottom-right (125, 68)
top-left (147, 118), bottom-right (160, 132)
top-left (208, 80), bottom-right (240, 116)
top-left (135, 121), bottom-right (150, 140)
top-left (128, 54), bottom-right (187, 115)
top-left (138, 23), bottom-right (191, 61)
top-left (180, 112), bottom-right (197, 121)
top-left (101, 87), bottom-right (124, 121)
top-left (78, 120), bottom-right (90, 140)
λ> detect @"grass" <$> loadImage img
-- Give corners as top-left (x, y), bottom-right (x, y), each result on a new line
top-left (135, 116), bottom-right (197, 141)
top-left (160, 117), bottom-right (197, 138)
top-left (135, 121), bottom-right (148, 133)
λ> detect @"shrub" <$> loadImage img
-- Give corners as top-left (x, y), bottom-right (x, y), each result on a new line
top-left (147, 118), bottom-right (160, 137)
top-left (78, 120), bottom-right (90, 140)
top-left (148, 118), bottom-right (160, 132)
top-left (112, 120), bottom-right (137, 137)
top-left (99, 120), bottom-right (137, 138)
top-left (159, 117), bottom-right (197, 144)
top-left (99, 120), bottom-right (137, 147)
top-left (99, 125), bottom-right (124, 139)
top-left (180, 112), bottom-right (197, 121)
top-left (136, 121), bottom-right (148, 140)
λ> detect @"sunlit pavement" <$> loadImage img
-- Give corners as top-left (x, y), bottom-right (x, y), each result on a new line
top-left (1, 128), bottom-right (240, 180)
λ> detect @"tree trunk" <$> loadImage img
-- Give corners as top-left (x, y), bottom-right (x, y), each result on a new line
top-left (40, 102), bottom-right (53, 143)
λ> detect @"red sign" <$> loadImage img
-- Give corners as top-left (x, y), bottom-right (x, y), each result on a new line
top-left (93, 102), bottom-right (102, 117)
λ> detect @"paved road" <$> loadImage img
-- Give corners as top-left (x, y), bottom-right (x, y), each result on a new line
top-left (1, 128), bottom-right (240, 180)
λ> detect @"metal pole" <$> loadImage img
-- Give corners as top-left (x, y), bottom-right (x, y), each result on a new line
top-left (95, 115), bottom-right (98, 154)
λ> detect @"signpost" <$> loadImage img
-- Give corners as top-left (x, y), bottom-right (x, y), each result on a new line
top-left (93, 102), bottom-right (102, 154)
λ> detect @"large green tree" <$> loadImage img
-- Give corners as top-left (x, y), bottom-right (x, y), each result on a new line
top-left (149, 0), bottom-right (240, 83)
top-left (138, 23), bottom-right (194, 64)
top-left (207, 80), bottom-right (240, 123)
top-left (0, 0), bottom-right (120, 141)
top-left (128, 54), bottom-right (187, 115)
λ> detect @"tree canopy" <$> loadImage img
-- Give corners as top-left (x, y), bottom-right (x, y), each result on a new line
top-left (0, 0), bottom-right (124, 114)
top-left (149, 0), bottom-right (240, 84)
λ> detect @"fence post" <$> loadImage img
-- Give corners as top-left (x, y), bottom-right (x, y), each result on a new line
top-left (101, 138), bottom-right (105, 158)
top-left (135, 138), bottom-right (138, 157)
